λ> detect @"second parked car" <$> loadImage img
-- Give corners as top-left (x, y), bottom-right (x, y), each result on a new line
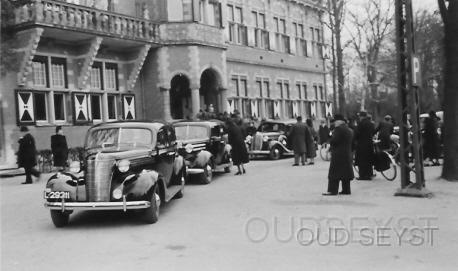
top-left (173, 120), bottom-right (232, 184)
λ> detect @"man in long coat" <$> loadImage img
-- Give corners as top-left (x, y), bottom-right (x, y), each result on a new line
top-left (51, 126), bottom-right (69, 169)
top-left (354, 112), bottom-right (375, 180)
top-left (17, 126), bottom-right (41, 184)
top-left (323, 115), bottom-right (354, 195)
top-left (226, 119), bottom-right (249, 175)
top-left (375, 115), bottom-right (394, 150)
top-left (290, 116), bottom-right (308, 166)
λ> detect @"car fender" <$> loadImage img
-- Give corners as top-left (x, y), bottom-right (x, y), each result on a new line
top-left (268, 140), bottom-right (290, 153)
top-left (195, 150), bottom-right (212, 167)
top-left (173, 155), bottom-right (185, 175)
top-left (123, 170), bottom-right (158, 198)
top-left (46, 172), bottom-right (86, 201)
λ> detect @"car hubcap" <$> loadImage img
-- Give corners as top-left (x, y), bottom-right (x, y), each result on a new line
top-left (155, 193), bottom-right (161, 209)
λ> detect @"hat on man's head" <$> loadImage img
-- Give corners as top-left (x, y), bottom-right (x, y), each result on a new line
top-left (384, 115), bottom-right (392, 121)
top-left (20, 126), bottom-right (29, 132)
top-left (333, 114), bottom-right (345, 122)
top-left (359, 111), bottom-right (368, 117)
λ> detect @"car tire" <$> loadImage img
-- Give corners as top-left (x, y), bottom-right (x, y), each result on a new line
top-left (50, 210), bottom-right (69, 228)
top-left (173, 190), bottom-right (184, 199)
top-left (200, 163), bottom-right (213, 184)
top-left (142, 185), bottom-right (160, 224)
top-left (269, 146), bottom-right (282, 160)
top-left (224, 166), bottom-right (231, 173)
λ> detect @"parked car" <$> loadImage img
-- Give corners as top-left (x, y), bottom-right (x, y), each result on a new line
top-left (246, 120), bottom-right (295, 160)
top-left (173, 120), bottom-right (232, 184)
top-left (44, 121), bottom-right (186, 227)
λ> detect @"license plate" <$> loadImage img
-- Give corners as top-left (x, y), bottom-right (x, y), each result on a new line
top-left (44, 191), bottom-right (70, 199)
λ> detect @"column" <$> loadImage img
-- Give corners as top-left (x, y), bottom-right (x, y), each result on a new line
top-left (191, 88), bottom-right (200, 119)
top-left (219, 87), bottom-right (228, 113)
top-left (161, 87), bottom-right (172, 121)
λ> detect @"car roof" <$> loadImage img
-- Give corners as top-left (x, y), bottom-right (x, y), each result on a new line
top-left (261, 119), bottom-right (296, 125)
top-left (90, 121), bottom-right (165, 131)
top-left (173, 119), bottom-right (224, 128)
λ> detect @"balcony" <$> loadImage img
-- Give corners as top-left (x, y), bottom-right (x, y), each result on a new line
top-left (12, 0), bottom-right (160, 44)
top-left (161, 22), bottom-right (226, 48)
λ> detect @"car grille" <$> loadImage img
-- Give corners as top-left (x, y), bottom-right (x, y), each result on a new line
top-left (85, 154), bottom-right (114, 202)
top-left (251, 134), bottom-right (264, 150)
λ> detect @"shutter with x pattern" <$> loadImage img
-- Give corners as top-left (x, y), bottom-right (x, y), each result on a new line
top-left (17, 91), bottom-right (35, 124)
top-left (122, 95), bottom-right (136, 120)
top-left (73, 93), bottom-right (89, 123)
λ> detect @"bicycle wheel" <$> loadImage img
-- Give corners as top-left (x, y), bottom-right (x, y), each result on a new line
top-left (381, 163), bottom-right (397, 181)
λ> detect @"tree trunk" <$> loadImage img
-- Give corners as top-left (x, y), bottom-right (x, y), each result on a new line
top-left (335, 11), bottom-right (345, 116)
top-left (441, 0), bottom-right (458, 181)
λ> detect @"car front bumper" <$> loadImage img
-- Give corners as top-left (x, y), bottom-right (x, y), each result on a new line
top-left (44, 200), bottom-right (151, 212)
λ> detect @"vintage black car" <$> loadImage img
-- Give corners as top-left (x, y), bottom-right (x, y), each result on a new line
top-left (44, 121), bottom-right (186, 227)
top-left (246, 120), bottom-right (296, 160)
top-left (173, 120), bottom-right (232, 184)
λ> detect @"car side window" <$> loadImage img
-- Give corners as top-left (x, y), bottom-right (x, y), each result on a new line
top-left (157, 128), bottom-right (167, 149)
top-left (167, 127), bottom-right (176, 144)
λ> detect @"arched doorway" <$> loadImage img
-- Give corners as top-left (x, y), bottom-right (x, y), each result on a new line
top-left (200, 68), bottom-right (222, 113)
top-left (170, 74), bottom-right (191, 119)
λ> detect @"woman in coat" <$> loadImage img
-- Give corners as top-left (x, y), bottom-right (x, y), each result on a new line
top-left (423, 111), bottom-right (441, 166)
top-left (17, 126), bottom-right (40, 184)
top-left (226, 119), bottom-right (249, 175)
top-left (51, 126), bottom-right (69, 169)
top-left (323, 115), bottom-right (354, 195)
top-left (290, 116), bottom-right (307, 166)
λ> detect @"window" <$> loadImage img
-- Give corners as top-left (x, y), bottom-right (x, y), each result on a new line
top-left (302, 84), bottom-right (307, 100)
top-left (107, 95), bottom-right (117, 120)
top-left (293, 22), bottom-right (307, 56)
top-left (90, 62), bottom-right (103, 90)
top-left (314, 85), bottom-right (318, 100)
top-left (274, 17), bottom-right (290, 53)
top-left (241, 78), bottom-right (247, 97)
top-left (182, 0), bottom-right (193, 21)
top-left (252, 11), bottom-right (269, 49)
top-left (285, 83), bottom-right (290, 99)
top-left (256, 80), bottom-right (263, 97)
top-left (277, 82), bottom-right (283, 98)
top-left (319, 86), bottom-right (324, 100)
top-left (32, 56), bottom-right (48, 87)
top-left (53, 93), bottom-right (66, 121)
top-left (231, 78), bottom-right (239, 96)
top-left (104, 63), bottom-right (118, 91)
top-left (227, 5), bottom-right (247, 45)
top-left (90, 94), bottom-right (102, 121)
top-left (297, 84), bottom-right (301, 100)
top-left (34, 92), bottom-right (47, 121)
top-left (51, 58), bottom-right (67, 88)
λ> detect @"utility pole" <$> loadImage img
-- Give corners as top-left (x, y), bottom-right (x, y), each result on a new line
top-left (394, 0), bottom-right (432, 197)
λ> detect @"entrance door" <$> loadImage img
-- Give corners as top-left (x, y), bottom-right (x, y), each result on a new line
top-left (200, 69), bottom-right (222, 113)
top-left (170, 74), bottom-right (191, 119)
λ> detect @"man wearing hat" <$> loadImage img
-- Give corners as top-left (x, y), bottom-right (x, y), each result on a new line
top-left (323, 114), bottom-right (354, 195)
top-left (354, 111), bottom-right (376, 180)
top-left (17, 126), bottom-right (41, 184)
top-left (376, 115), bottom-right (394, 151)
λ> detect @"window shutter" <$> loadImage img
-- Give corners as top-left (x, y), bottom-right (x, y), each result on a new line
top-left (122, 94), bottom-right (136, 120)
top-left (289, 36), bottom-right (296, 55)
top-left (227, 99), bottom-right (234, 114)
top-left (247, 27), bottom-right (256, 47)
top-left (274, 100), bottom-right (280, 118)
top-left (73, 93), bottom-right (90, 124)
top-left (251, 100), bottom-right (258, 118)
top-left (192, 0), bottom-right (200, 22)
top-left (16, 91), bottom-right (35, 125)
top-left (292, 101), bottom-right (298, 117)
top-left (311, 102), bottom-right (317, 118)
top-left (269, 32), bottom-right (276, 50)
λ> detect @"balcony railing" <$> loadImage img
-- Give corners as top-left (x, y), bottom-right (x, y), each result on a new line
top-left (161, 22), bottom-right (225, 47)
top-left (13, 0), bottom-right (160, 42)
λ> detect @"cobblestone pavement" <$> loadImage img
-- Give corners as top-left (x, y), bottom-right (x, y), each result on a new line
top-left (1, 158), bottom-right (457, 271)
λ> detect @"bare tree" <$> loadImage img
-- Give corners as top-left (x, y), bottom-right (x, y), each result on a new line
top-left (324, 0), bottom-right (347, 116)
top-left (438, 0), bottom-right (458, 181)
top-left (347, 0), bottom-right (394, 120)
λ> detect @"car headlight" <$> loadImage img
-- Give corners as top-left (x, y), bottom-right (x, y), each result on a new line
top-left (117, 159), bottom-right (130, 173)
top-left (263, 136), bottom-right (269, 142)
top-left (177, 141), bottom-right (183, 148)
top-left (69, 161), bottom-right (80, 173)
top-left (112, 187), bottom-right (123, 200)
top-left (185, 143), bottom-right (193, 153)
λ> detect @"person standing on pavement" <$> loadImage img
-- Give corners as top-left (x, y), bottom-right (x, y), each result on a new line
top-left (375, 115), bottom-right (394, 150)
top-left (354, 112), bottom-right (376, 180)
top-left (423, 111), bottom-right (441, 166)
top-left (323, 115), bottom-right (354, 195)
top-left (51, 126), bottom-right (69, 171)
top-left (16, 126), bottom-right (41, 184)
top-left (226, 119), bottom-right (249, 175)
top-left (306, 118), bottom-right (317, 165)
top-left (290, 116), bottom-right (308, 166)
top-left (318, 119), bottom-right (330, 147)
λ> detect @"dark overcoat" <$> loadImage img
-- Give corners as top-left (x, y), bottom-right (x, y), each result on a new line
top-left (17, 133), bottom-right (37, 168)
top-left (51, 134), bottom-right (69, 167)
top-left (423, 117), bottom-right (440, 159)
top-left (328, 124), bottom-right (354, 180)
top-left (318, 125), bottom-right (330, 145)
top-left (228, 124), bottom-right (249, 165)
top-left (290, 122), bottom-right (307, 154)
top-left (306, 125), bottom-right (317, 158)
top-left (375, 121), bottom-right (394, 150)
top-left (354, 118), bottom-right (375, 166)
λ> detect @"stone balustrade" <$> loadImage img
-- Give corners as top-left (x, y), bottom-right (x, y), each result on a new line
top-left (13, 0), bottom-right (160, 42)
top-left (161, 22), bottom-right (226, 47)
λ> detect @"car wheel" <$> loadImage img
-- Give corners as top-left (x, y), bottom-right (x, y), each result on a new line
top-left (50, 210), bottom-right (69, 228)
top-left (224, 166), bottom-right (231, 173)
top-left (142, 185), bottom-right (160, 224)
top-left (200, 163), bottom-right (213, 184)
top-left (269, 147), bottom-right (282, 160)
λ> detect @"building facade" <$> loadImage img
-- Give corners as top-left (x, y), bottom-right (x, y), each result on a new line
top-left (0, 0), bottom-right (331, 169)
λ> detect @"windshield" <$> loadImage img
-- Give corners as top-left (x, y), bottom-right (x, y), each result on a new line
top-left (259, 123), bottom-right (284, 132)
top-left (175, 125), bottom-right (209, 141)
top-left (85, 128), bottom-right (154, 149)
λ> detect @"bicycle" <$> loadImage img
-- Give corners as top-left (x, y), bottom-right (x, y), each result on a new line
top-left (320, 142), bottom-right (331, 161)
top-left (353, 139), bottom-right (397, 181)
